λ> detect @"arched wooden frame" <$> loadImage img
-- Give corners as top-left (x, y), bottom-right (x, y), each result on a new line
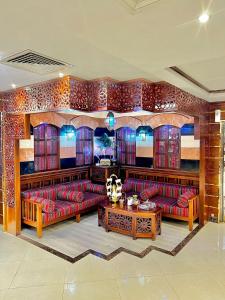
top-left (153, 125), bottom-right (181, 169)
top-left (76, 127), bottom-right (94, 166)
top-left (116, 127), bottom-right (136, 166)
top-left (33, 124), bottom-right (60, 172)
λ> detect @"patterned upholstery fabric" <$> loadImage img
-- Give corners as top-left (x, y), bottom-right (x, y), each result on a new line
top-left (124, 178), bottom-right (198, 218)
top-left (42, 200), bottom-right (77, 224)
top-left (124, 178), bottom-right (152, 192)
top-left (42, 193), bottom-right (107, 224)
top-left (124, 178), bottom-right (198, 197)
top-left (57, 191), bottom-right (84, 202)
top-left (29, 196), bottom-right (55, 213)
top-left (58, 179), bottom-right (91, 192)
top-left (122, 183), bottom-right (133, 193)
top-left (140, 187), bottom-right (159, 201)
top-left (22, 186), bottom-right (58, 201)
top-left (177, 191), bottom-right (195, 208)
top-left (86, 183), bottom-right (106, 194)
top-left (150, 196), bottom-right (189, 217)
top-left (22, 179), bottom-right (91, 201)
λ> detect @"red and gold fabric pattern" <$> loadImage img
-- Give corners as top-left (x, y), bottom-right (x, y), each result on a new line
top-left (29, 196), bottom-right (55, 213)
top-left (57, 190), bottom-right (84, 202)
top-left (177, 191), bottom-right (195, 208)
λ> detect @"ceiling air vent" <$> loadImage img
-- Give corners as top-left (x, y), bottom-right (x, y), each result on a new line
top-left (0, 50), bottom-right (72, 75)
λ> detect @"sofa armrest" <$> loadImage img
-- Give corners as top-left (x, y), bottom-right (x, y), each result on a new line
top-left (22, 198), bottom-right (42, 224)
top-left (188, 195), bottom-right (199, 217)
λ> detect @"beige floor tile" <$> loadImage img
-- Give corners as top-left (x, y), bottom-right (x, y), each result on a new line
top-left (117, 275), bottom-right (179, 300)
top-left (63, 280), bottom-right (121, 300)
top-left (65, 255), bottom-right (117, 283)
top-left (166, 272), bottom-right (225, 300)
top-left (3, 285), bottom-right (64, 300)
top-left (112, 253), bottom-right (163, 278)
top-left (0, 262), bottom-right (21, 290)
top-left (11, 258), bottom-right (68, 288)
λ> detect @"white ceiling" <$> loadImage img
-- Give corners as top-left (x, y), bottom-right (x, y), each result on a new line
top-left (0, 0), bottom-right (225, 102)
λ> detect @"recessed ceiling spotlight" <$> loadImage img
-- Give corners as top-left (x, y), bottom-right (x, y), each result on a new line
top-left (58, 72), bottom-right (64, 78)
top-left (198, 12), bottom-right (209, 23)
top-left (11, 83), bottom-right (16, 89)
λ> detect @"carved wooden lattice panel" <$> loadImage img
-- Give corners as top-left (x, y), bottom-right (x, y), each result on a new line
top-left (2, 114), bottom-right (26, 207)
top-left (108, 212), bottom-right (132, 231)
top-left (1, 77), bottom-right (71, 114)
top-left (136, 217), bottom-right (152, 233)
top-left (70, 78), bottom-right (89, 111)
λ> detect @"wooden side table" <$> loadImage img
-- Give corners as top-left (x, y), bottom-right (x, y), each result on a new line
top-left (90, 165), bottom-right (119, 183)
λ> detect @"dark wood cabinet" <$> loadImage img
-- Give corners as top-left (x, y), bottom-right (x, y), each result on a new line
top-left (90, 165), bottom-right (119, 183)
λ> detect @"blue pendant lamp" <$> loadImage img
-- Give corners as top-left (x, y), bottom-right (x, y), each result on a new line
top-left (105, 111), bottom-right (116, 130)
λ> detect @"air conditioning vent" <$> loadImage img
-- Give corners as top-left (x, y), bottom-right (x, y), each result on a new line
top-left (0, 50), bottom-right (72, 75)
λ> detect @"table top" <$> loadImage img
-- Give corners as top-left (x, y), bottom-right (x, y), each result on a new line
top-left (99, 201), bottom-right (162, 215)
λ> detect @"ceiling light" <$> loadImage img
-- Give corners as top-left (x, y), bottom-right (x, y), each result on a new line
top-left (58, 72), bottom-right (64, 78)
top-left (198, 13), bottom-right (209, 23)
top-left (11, 83), bottom-right (16, 89)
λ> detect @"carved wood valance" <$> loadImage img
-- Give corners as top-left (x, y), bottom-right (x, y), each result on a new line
top-left (0, 76), bottom-right (208, 116)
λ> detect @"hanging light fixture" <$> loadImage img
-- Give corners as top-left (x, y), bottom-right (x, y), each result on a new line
top-left (105, 111), bottom-right (116, 130)
top-left (65, 125), bottom-right (75, 140)
top-left (138, 129), bottom-right (147, 141)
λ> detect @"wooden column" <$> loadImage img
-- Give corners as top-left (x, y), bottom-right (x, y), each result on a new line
top-left (2, 114), bottom-right (30, 235)
top-left (203, 104), bottom-right (223, 222)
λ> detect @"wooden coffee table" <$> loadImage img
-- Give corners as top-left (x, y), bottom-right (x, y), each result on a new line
top-left (98, 201), bottom-right (162, 240)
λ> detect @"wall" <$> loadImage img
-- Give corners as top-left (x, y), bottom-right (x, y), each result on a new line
top-left (19, 112), bottom-right (200, 173)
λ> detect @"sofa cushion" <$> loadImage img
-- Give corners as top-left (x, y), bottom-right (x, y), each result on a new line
top-left (122, 183), bottom-right (133, 193)
top-left (150, 195), bottom-right (189, 217)
top-left (42, 200), bottom-right (77, 224)
top-left (42, 193), bottom-right (108, 224)
top-left (58, 179), bottom-right (91, 192)
top-left (57, 191), bottom-right (84, 202)
top-left (85, 183), bottom-right (106, 194)
top-left (177, 191), bottom-right (195, 208)
top-left (140, 187), bottom-right (159, 201)
top-left (29, 196), bottom-right (55, 213)
top-left (124, 178), bottom-right (152, 192)
top-left (22, 186), bottom-right (58, 201)
top-left (124, 178), bottom-right (198, 198)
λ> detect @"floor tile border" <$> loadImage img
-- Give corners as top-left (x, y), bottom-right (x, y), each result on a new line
top-left (18, 225), bottom-right (202, 264)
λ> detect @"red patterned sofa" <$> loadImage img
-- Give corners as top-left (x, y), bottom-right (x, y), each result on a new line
top-left (21, 179), bottom-right (107, 238)
top-left (123, 178), bottom-right (199, 231)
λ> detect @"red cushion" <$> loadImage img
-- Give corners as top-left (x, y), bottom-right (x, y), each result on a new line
top-left (150, 196), bottom-right (189, 217)
top-left (57, 191), bottom-right (84, 202)
top-left (86, 183), bottom-right (106, 194)
top-left (140, 187), bottom-right (159, 201)
top-left (29, 197), bottom-right (55, 213)
top-left (177, 191), bottom-right (195, 208)
top-left (122, 183), bottom-right (133, 193)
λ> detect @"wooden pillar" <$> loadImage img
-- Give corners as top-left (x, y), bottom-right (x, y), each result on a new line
top-left (2, 114), bottom-right (30, 235)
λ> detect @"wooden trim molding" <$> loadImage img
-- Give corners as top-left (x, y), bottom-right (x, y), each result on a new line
top-left (170, 66), bottom-right (225, 94)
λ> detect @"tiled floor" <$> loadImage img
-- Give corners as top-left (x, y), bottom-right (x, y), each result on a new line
top-left (1, 222), bottom-right (225, 299)
top-left (21, 212), bottom-right (198, 259)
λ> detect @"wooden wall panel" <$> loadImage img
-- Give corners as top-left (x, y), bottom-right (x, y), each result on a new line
top-left (202, 103), bottom-right (224, 221)
top-left (0, 113), bottom-right (2, 224)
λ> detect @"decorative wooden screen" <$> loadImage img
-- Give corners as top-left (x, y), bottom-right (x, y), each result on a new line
top-left (116, 127), bottom-right (136, 165)
top-left (76, 127), bottom-right (93, 166)
top-left (0, 113), bottom-right (3, 224)
top-left (154, 125), bottom-right (180, 169)
top-left (34, 124), bottom-right (59, 172)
